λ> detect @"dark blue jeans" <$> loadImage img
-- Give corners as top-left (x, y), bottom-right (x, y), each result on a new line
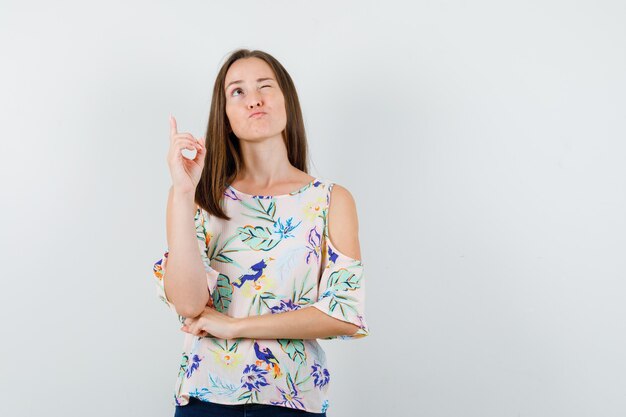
top-left (174, 396), bottom-right (327, 417)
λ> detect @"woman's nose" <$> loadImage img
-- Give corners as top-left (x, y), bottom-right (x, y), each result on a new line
top-left (246, 91), bottom-right (262, 108)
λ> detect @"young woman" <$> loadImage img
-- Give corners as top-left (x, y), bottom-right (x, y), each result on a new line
top-left (152, 49), bottom-right (369, 417)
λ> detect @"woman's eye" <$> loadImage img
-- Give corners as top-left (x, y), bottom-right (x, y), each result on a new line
top-left (230, 85), bottom-right (270, 97)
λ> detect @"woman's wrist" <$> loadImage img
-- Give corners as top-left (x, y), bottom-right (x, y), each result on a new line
top-left (231, 316), bottom-right (248, 339)
top-left (171, 186), bottom-right (196, 201)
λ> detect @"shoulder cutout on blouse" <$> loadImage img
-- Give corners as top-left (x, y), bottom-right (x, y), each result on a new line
top-left (326, 183), bottom-right (362, 262)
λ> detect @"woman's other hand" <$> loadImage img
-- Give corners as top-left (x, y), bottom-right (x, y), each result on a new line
top-left (180, 305), bottom-right (240, 339)
top-left (167, 115), bottom-right (206, 193)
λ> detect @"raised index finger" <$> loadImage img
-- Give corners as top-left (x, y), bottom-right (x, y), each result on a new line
top-left (169, 114), bottom-right (178, 139)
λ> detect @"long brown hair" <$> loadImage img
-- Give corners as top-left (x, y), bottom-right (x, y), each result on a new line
top-left (195, 49), bottom-right (310, 220)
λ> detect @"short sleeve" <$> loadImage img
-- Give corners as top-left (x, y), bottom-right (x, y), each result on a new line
top-left (151, 206), bottom-right (220, 322)
top-left (309, 183), bottom-right (370, 340)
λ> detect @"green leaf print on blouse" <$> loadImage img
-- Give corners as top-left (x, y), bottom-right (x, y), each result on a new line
top-left (197, 209), bottom-right (256, 270)
top-left (186, 374), bottom-right (240, 400)
top-left (237, 216), bottom-right (303, 251)
top-left (212, 273), bottom-right (233, 312)
top-left (208, 374), bottom-right (239, 396)
top-left (175, 353), bottom-right (189, 400)
top-left (292, 268), bottom-right (316, 306)
top-left (207, 232), bottom-right (249, 269)
top-left (178, 353), bottom-right (189, 380)
top-left (247, 290), bottom-right (282, 315)
top-left (321, 268), bottom-right (363, 318)
top-left (327, 268), bottom-right (361, 292)
top-left (240, 198), bottom-right (277, 223)
top-left (237, 197), bottom-right (303, 252)
top-left (277, 339), bottom-right (307, 364)
top-left (237, 225), bottom-right (282, 251)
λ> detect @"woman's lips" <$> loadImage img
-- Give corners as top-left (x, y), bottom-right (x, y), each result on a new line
top-left (249, 112), bottom-right (267, 118)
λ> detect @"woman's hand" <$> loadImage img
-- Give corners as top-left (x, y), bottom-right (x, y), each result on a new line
top-left (180, 304), bottom-right (240, 339)
top-left (167, 115), bottom-right (206, 194)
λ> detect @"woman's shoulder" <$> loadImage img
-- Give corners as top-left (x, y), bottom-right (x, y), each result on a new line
top-left (324, 181), bottom-right (361, 262)
top-left (324, 181), bottom-right (357, 208)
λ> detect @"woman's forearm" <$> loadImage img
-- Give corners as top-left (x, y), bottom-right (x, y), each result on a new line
top-left (164, 186), bottom-right (210, 317)
top-left (233, 306), bottom-right (360, 339)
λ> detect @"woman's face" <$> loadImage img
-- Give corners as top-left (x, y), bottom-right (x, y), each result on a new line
top-left (224, 57), bottom-right (287, 142)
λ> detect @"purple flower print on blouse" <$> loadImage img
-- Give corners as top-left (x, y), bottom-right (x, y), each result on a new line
top-left (328, 245), bottom-right (338, 263)
top-left (240, 364), bottom-right (270, 392)
top-left (224, 188), bottom-right (241, 201)
top-left (305, 226), bottom-right (322, 264)
top-left (186, 354), bottom-right (203, 378)
top-left (270, 373), bottom-right (305, 410)
top-left (270, 299), bottom-right (302, 314)
top-left (311, 361), bottom-right (330, 389)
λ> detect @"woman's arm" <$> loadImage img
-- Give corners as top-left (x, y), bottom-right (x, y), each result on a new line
top-left (236, 305), bottom-right (360, 339)
top-left (163, 186), bottom-right (212, 317)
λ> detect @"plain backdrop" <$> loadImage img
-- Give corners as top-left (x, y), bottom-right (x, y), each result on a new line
top-left (1, 0), bottom-right (625, 416)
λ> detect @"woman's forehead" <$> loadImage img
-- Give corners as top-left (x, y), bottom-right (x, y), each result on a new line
top-left (225, 58), bottom-right (275, 84)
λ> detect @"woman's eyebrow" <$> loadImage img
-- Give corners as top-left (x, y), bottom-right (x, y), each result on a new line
top-left (225, 77), bottom-right (275, 90)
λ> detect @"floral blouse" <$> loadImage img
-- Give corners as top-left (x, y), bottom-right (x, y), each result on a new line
top-left (151, 177), bottom-right (369, 414)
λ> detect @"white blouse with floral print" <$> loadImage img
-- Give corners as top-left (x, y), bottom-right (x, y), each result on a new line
top-left (152, 178), bottom-right (369, 413)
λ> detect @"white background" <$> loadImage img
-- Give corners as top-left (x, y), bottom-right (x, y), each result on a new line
top-left (1, 1), bottom-right (625, 416)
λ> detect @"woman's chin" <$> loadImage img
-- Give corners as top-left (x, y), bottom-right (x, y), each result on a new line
top-left (236, 130), bottom-right (285, 142)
